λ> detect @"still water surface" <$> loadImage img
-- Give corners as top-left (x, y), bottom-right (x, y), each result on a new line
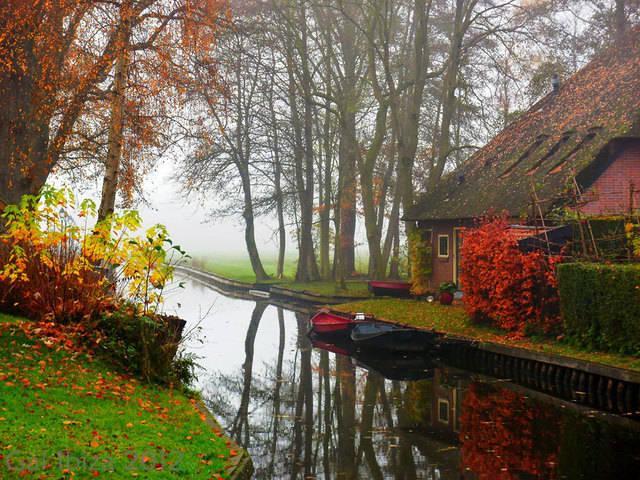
top-left (166, 276), bottom-right (640, 479)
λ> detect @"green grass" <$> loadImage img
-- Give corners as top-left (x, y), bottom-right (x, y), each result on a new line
top-left (0, 315), bottom-right (236, 479)
top-left (282, 281), bottom-right (371, 298)
top-left (192, 255), bottom-right (373, 298)
top-left (334, 299), bottom-right (640, 372)
top-left (193, 255), bottom-right (298, 284)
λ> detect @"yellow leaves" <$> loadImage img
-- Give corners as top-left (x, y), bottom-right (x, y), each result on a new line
top-left (1, 187), bottom-right (187, 319)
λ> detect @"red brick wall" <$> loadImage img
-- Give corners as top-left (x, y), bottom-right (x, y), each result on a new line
top-left (419, 221), bottom-right (458, 288)
top-left (581, 141), bottom-right (640, 215)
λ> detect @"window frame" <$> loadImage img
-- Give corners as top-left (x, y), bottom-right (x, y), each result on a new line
top-left (437, 234), bottom-right (450, 259)
top-left (437, 399), bottom-right (450, 424)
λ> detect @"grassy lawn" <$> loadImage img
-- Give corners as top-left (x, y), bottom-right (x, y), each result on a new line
top-left (0, 314), bottom-right (235, 479)
top-left (192, 255), bottom-right (373, 297)
top-left (281, 281), bottom-right (370, 298)
top-left (193, 256), bottom-right (298, 284)
top-left (334, 299), bottom-right (640, 372)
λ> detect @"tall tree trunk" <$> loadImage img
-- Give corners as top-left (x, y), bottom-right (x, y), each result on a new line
top-left (390, 225), bottom-right (400, 279)
top-left (338, 112), bottom-right (358, 277)
top-left (240, 168), bottom-right (269, 282)
top-left (358, 100), bottom-right (388, 279)
top-left (615, 0), bottom-right (627, 43)
top-left (296, 2), bottom-right (320, 282)
top-left (0, 40), bottom-right (50, 208)
top-left (319, 95), bottom-right (333, 280)
top-left (268, 83), bottom-right (286, 279)
top-left (429, 0), bottom-right (465, 192)
top-left (97, 5), bottom-right (131, 223)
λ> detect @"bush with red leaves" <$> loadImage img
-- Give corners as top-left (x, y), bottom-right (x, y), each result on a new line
top-left (460, 215), bottom-right (562, 335)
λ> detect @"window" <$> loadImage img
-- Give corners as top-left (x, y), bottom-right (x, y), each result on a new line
top-left (438, 399), bottom-right (450, 424)
top-left (438, 235), bottom-right (450, 258)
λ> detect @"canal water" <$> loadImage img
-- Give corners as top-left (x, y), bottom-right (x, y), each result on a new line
top-left (166, 276), bottom-right (640, 479)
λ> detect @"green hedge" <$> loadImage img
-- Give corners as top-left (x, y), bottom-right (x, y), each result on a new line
top-left (557, 263), bottom-right (640, 354)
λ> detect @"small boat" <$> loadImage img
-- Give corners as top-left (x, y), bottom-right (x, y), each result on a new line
top-left (368, 280), bottom-right (412, 298)
top-left (350, 321), bottom-right (436, 352)
top-left (310, 309), bottom-right (368, 335)
top-left (249, 289), bottom-right (270, 299)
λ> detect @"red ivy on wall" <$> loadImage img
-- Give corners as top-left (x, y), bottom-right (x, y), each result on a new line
top-left (459, 383), bottom-right (561, 479)
top-left (460, 215), bottom-right (562, 335)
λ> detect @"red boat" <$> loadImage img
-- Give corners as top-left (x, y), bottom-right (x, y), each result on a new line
top-left (368, 280), bottom-right (412, 298)
top-left (310, 309), bottom-right (366, 335)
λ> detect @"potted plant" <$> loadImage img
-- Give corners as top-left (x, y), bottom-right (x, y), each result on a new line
top-left (439, 281), bottom-right (457, 305)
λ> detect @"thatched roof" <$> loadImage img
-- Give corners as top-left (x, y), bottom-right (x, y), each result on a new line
top-left (405, 28), bottom-right (640, 222)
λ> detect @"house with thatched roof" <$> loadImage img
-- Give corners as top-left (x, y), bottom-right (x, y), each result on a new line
top-left (404, 29), bottom-right (640, 288)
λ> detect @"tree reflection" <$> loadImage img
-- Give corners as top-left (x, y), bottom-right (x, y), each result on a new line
top-left (266, 308), bottom-right (286, 478)
top-left (231, 301), bottom-right (268, 445)
top-left (198, 304), bottom-right (640, 480)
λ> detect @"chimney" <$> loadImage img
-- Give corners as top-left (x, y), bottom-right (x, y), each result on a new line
top-left (551, 73), bottom-right (560, 94)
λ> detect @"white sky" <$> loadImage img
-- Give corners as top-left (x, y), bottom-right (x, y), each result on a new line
top-left (136, 159), bottom-right (285, 259)
top-left (52, 158), bottom-right (288, 260)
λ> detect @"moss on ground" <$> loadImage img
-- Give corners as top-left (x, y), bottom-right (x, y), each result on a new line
top-left (334, 299), bottom-right (640, 372)
top-left (0, 314), bottom-right (237, 479)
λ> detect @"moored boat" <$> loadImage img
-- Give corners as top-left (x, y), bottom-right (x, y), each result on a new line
top-left (350, 321), bottom-right (437, 352)
top-left (368, 280), bottom-right (412, 298)
top-left (310, 309), bottom-right (368, 335)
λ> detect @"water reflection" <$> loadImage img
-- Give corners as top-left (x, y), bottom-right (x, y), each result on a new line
top-left (166, 276), bottom-right (640, 479)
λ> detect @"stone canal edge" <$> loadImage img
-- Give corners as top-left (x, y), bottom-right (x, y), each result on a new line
top-left (195, 400), bottom-right (254, 480)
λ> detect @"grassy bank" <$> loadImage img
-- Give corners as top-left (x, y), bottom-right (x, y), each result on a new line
top-left (334, 299), bottom-right (640, 372)
top-left (0, 313), bottom-right (237, 479)
top-left (277, 281), bottom-right (371, 298)
top-left (192, 256), bottom-right (372, 298)
top-left (193, 256), bottom-right (298, 284)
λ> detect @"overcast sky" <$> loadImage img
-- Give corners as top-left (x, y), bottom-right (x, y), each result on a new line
top-left (52, 158), bottom-right (285, 260)
top-left (53, 155), bottom-right (371, 265)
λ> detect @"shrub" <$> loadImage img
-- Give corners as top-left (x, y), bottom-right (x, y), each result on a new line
top-left (0, 187), bottom-right (192, 384)
top-left (409, 228), bottom-right (433, 296)
top-left (557, 262), bottom-right (640, 354)
top-left (460, 215), bottom-right (562, 335)
top-left (0, 186), bottom-right (186, 322)
top-left (96, 306), bottom-right (198, 384)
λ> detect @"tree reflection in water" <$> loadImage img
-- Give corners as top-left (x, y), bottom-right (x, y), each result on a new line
top-left (197, 301), bottom-right (640, 480)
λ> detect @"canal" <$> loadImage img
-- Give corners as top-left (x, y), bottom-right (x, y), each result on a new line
top-left (166, 275), bottom-right (640, 479)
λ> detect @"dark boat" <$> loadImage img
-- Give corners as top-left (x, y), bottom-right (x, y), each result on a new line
top-left (350, 321), bottom-right (437, 352)
top-left (368, 280), bottom-right (412, 298)
top-left (310, 309), bottom-right (369, 335)
top-left (353, 349), bottom-right (435, 381)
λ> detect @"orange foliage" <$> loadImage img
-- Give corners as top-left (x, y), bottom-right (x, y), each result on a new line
top-left (0, 0), bottom-right (229, 204)
top-left (460, 215), bottom-right (562, 335)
